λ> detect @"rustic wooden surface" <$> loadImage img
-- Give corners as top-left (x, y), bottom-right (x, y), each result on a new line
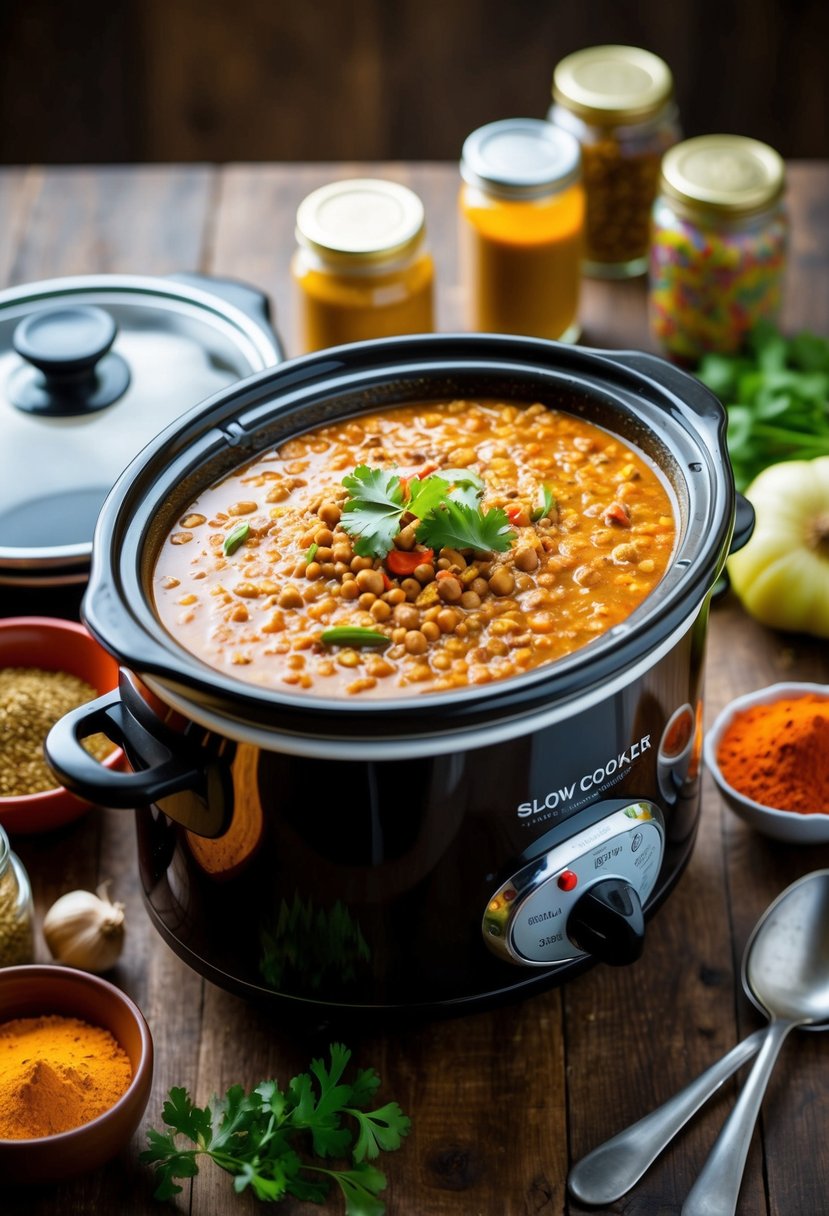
top-left (2, 162), bottom-right (829, 1216)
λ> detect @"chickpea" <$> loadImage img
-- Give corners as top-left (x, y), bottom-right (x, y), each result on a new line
top-left (437, 576), bottom-right (462, 603)
top-left (514, 546), bottom-right (539, 572)
top-left (314, 546), bottom-right (333, 562)
top-left (470, 577), bottom-right (489, 597)
top-left (404, 630), bottom-right (428, 655)
top-left (340, 580), bottom-right (361, 600)
top-left (227, 500), bottom-right (258, 516)
top-left (358, 592), bottom-right (377, 609)
top-left (304, 561), bottom-right (322, 580)
top-left (440, 548), bottom-right (467, 570)
top-left (355, 567), bottom-right (385, 596)
top-left (318, 502), bottom-right (341, 527)
top-left (421, 620), bottom-right (440, 642)
top-left (401, 577), bottom-right (421, 601)
top-left (370, 600), bottom-right (392, 622)
top-left (488, 568), bottom-right (515, 597)
top-left (351, 555), bottom-right (374, 572)
top-left (180, 513), bottom-right (206, 528)
top-left (337, 650), bottom-right (360, 668)
top-left (573, 564), bottom-right (601, 587)
top-left (393, 603), bottom-right (420, 630)
top-left (437, 608), bottom-right (460, 633)
top-left (529, 611), bottom-right (557, 634)
top-left (332, 542), bottom-right (353, 563)
top-left (314, 528), bottom-right (334, 547)
top-left (366, 657), bottom-right (394, 678)
top-left (460, 590), bottom-right (481, 610)
top-left (278, 585), bottom-right (303, 608)
top-left (413, 563), bottom-right (435, 583)
top-left (395, 524), bottom-right (418, 551)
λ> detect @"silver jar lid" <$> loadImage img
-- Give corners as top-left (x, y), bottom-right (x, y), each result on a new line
top-left (460, 118), bottom-right (581, 201)
top-left (0, 273), bottom-right (282, 585)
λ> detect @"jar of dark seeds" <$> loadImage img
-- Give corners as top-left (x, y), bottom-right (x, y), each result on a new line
top-left (0, 825), bottom-right (34, 966)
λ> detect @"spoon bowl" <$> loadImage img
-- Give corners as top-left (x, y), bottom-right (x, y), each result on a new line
top-left (682, 869), bottom-right (829, 1216)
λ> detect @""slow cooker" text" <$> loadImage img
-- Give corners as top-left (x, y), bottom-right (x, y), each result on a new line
top-left (517, 735), bottom-right (652, 817)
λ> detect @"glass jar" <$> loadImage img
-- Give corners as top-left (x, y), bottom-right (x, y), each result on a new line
top-left (0, 825), bottom-right (34, 967)
top-left (549, 44), bottom-right (680, 278)
top-left (459, 118), bottom-right (584, 342)
top-left (291, 178), bottom-right (434, 354)
top-left (649, 135), bottom-right (787, 363)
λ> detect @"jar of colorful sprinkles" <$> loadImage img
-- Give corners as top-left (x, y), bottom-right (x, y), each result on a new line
top-left (648, 134), bottom-right (787, 363)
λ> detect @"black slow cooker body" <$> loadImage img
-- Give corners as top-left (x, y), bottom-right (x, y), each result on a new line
top-left (46, 334), bottom-right (739, 1018)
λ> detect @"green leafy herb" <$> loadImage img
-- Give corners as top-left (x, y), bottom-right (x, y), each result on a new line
top-left (321, 627), bottom-right (389, 648)
top-left (222, 522), bottom-right (250, 556)
top-left (305, 542), bottom-right (319, 565)
top-left (340, 466), bottom-right (405, 558)
top-left (695, 320), bottom-right (829, 491)
top-left (531, 483), bottom-right (556, 522)
top-left (140, 1043), bottom-right (410, 1214)
top-left (340, 463), bottom-right (512, 558)
top-left (418, 499), bottom-right (515, 553)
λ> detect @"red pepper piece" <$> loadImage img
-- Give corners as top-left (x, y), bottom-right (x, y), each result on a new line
top-left (386, 548), bottom-right (434, 576)
top-left (506, 505), bottom-right (525, 525)
top-left (603, 501), bottom-right (631, 527)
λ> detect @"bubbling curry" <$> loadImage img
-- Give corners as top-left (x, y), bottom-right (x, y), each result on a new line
top-left (153, 400), bottom-right (676, 698)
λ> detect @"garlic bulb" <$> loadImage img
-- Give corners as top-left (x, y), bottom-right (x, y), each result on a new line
top-left (43, 882), bottom-right (125, 973)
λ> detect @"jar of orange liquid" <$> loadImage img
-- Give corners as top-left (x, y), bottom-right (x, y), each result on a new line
top-left (292, 178), bottom-right (434, 354)
top-left (459, 119), bottom-right (584, 342)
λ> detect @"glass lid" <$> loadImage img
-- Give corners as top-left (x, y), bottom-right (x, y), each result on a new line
top-left (0, 274), bottom-right (282, 582)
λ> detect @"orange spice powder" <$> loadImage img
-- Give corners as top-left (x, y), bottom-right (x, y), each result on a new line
top-left (716, 693), bottom-right (829, 814)
top-left (0, 1014), bottom-right (132, 1139)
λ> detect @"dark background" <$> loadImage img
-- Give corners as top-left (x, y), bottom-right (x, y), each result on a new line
top-left (0, 0), bottom-right (827, 165)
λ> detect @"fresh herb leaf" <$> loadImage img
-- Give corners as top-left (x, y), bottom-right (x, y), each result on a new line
top-left (439, 467), bottom-right (485, 509)
top-left (531, 483), bottom-right (556, 522)
top-left (696, 323), bottom-right (829, 491)
top-left (140, 1044), bottom-right (410, 1213)
top-left (340, 466), bottom-right (405, 558)
top-left (321, 627), bottom-right (389, 648)
top-left (406, 474), bottom-right (450, 519)
top-left (305, 542), bottom-right (319, 564)
top-left (418, 499), bottom-right (515, 553)
top-left (223, 521), bottom-right (250, 556)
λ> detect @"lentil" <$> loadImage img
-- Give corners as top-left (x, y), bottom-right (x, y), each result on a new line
top-left (0, 669), bottom-right (114, 797)
top-left (154, 400), bottom-right (675, 697)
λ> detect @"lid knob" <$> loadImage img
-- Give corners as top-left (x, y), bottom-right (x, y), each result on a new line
top-left (9, 304), bottom-right (130, 416)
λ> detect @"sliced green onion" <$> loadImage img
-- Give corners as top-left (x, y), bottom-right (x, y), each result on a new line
top-left (320, 627), bottom-right (389, 648)
top-left (305, 542), bottom-right (319, 564)
top-left (531, 483), bottom-right (556, 523)
top-left (222, 521), bottom-right (250, 556)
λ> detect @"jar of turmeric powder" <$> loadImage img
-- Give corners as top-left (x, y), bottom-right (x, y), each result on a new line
top-left (291, 178), bottom-right (435, 354)
top-left (549, 45), bottom-right (681, 278)
top-left (0, 826), bottom-right (34, 967)
top-left (459, 118), bottom-right (584, 342)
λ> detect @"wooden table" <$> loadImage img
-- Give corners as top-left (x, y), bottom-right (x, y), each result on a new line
top-left (2, 163), bottom-right (828, 1216)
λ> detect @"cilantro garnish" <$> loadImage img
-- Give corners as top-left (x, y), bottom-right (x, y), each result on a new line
top-left (140, 1043), bottom-right (410, 1214)
top-left (531, 483), bottom-right (556, 522)
top-left (340, 463), bottom-right (514, 558)
top-left (418, 498), bottom-right (514, 553)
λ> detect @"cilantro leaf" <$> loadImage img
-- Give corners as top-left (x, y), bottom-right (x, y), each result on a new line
top-left (406, 473), bottom-right (450, 519)
top-left (531, 483), bottom-right (556, 522)
top-left (348, 1102), bottom-right (412, 1162)
top-left (141, 1045), bottom-right (410, 1213)
top-left (341, 466), bottom-right (405, 557)
top-left (418, 499), bottom-right (515, 553)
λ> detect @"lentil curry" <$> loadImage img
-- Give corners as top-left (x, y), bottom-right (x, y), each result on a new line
top-left (153, 400), bottom-right (676, 698)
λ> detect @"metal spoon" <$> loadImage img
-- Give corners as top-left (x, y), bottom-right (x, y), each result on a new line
top-left (682, 869), bottom-right (829, 1216)
top-left (567, 869), bottom-right (829, 1208)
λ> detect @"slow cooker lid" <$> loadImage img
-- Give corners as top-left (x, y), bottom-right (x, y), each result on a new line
top-left (83, 333), bottom-right (735, 740)
top-left (0, 273), bottom-right (282, 580)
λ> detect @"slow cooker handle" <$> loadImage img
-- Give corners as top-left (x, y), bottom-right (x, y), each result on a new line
top-left (730, 493), bottom-right (755, 553)
top-left (45, 688), bottom-right (205, 810)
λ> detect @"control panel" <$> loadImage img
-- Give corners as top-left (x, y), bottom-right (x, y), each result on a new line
top-left (483, 801), bottom-right (664, 967)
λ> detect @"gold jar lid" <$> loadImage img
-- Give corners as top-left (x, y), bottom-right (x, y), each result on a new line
top-left (552, 45), bottom-right (674, 124)
top-left (295, 178), bottom-right (426, 266)
top-left (660, 135), bottom-right (785, 218)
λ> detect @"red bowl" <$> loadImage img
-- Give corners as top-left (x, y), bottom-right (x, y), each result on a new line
top-left (0, 965), bottom-right (153, 1184)
top-left (0, 617), bottom-right (123, 834)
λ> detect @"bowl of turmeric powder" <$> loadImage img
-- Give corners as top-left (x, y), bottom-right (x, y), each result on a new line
top-left (0, 617), bottom-right (124, 835)
top-left (704, 682), bottom-right (829, 842)
top-left (0, 963), bottom-right (153, 1184)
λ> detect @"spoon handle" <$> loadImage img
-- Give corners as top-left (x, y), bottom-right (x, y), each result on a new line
top-left (681, 1019), bottom-right (795, 1216)
top-left (567, 1029), bottom-right (766, 1206)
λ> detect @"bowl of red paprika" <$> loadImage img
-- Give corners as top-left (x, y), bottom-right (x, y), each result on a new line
top-left (704, 682), bottom-right (829, 843)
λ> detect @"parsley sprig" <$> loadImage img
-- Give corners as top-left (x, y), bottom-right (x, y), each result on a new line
top-left (340, 464), bottom-right (513, 558)
top-left (140, 1044), bottom-right (410, 1214)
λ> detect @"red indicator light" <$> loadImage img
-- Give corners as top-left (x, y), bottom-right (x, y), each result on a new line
top-left (503, 888), bottom-right (517, 902)
top-left (557, 870), bottom-right (578, 892)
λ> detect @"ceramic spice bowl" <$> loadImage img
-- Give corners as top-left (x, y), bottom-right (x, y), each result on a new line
top-left (0, 964), bottom-right (153, 1185)
top-left (0, 616), bottom-right (123, 835)
top-left (704, 681), bottom-right (829, 843)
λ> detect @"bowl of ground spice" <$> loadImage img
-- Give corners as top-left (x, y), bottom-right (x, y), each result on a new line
top-left (704, 682), bottom-right (829, 843)
top-left (0, 964), bottom-right (153, 1184)
top-left (0, 617), bottom-right (123, 834)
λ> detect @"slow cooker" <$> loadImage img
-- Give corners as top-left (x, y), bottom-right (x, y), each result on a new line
top-left (46, 334), bottom-right (750, 1019)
